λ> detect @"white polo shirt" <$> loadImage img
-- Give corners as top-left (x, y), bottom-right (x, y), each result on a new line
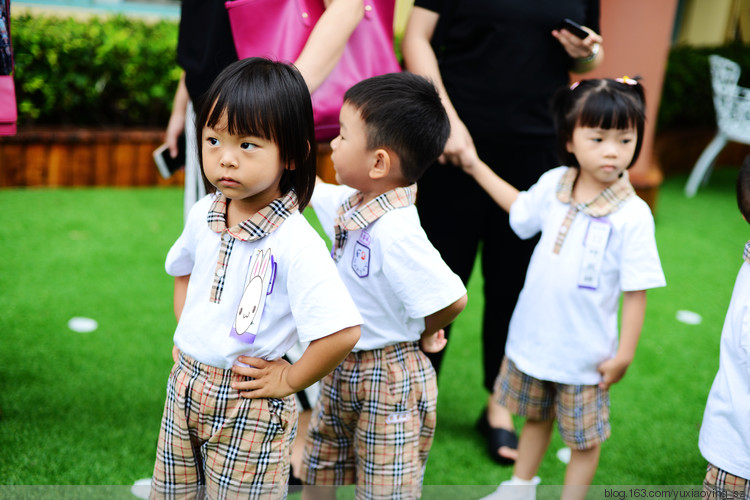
top-left (505, 167), bottom-right (666, 385)
top-left (312, 183), bottom-right (466, 352)
top-left (699, 250), bottom-right (750, 480)
top-left (166, 194), bottom-right (363, 369)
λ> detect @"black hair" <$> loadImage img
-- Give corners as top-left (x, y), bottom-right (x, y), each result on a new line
top-left (737, 155), bottom-right (750, 223)
top-left (194, 57), bottom-right (317, 210)
top-left (343, 72), bottom-right (450, 184)
top-left (551, 78), bottom-right (646, 169)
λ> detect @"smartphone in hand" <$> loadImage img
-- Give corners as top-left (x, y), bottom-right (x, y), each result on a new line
top-left (153, 133), bottom-right (186, 179)
top-left (558, 18), bottom-right (589, 39)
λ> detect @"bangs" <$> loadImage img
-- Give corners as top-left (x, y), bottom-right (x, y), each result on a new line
top-left (576, 91), bottom-right (643, 131)
top-left (204, 86), bottom-right (277, 144)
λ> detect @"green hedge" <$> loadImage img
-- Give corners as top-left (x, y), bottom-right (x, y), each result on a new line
top-left (657, 42), bottom-right (750, 132)
top-left (12, 13), bottom-right (180, 127)
top-left (10, 12), bottom-right (750, 131)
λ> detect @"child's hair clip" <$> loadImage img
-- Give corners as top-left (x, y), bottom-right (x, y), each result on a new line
top-left (615, 76), bottom-right (638, 86)
top-left (570, 81), bottom-right (581, 90)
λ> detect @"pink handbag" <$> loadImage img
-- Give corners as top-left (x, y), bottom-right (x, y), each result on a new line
top-left (225, 0), bottom-right (400, 141)
top-left (0, 76), bottom-right (16, 136)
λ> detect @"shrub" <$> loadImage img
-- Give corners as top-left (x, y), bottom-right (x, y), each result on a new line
top-left (657, 43), bottom-right (750, 132)
top-left (12, 13), bottom-right (180, 127)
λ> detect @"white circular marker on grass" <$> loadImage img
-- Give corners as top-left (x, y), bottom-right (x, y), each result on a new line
top-left (67, 317), bottom-right (98, 333)
top-left (676, 310), bottom-right (702, 325)
top-left (556, 447), bottom-right (571, 464)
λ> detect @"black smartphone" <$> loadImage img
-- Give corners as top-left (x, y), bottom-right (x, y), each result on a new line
top-left (558, 18), bottom-right (589, 39)
top-left (153, 133), bottom-right (186, 179)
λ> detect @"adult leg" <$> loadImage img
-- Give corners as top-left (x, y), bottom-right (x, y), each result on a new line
top-left (416, 160), bottom-right (485, 375)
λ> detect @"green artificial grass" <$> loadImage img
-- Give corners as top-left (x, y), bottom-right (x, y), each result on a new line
top-left (0, 168), bottom-right (746, 493)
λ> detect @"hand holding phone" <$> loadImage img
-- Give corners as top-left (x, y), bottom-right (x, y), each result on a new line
top-left (558, 18), bottom-right (589, 39)
top-left (153, 133), bottom-right (186, 179)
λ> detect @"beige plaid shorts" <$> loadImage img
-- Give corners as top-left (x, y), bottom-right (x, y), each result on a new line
top-left (300, 341), bottom-right (438, 500)
top-left (150, 353), bottom-right (297, 499)
top-left (494, 357), bottom-right (610, 450)
top-left (704, 463), bottom-right (750, 500)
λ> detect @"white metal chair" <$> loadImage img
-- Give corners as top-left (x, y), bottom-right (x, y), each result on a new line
top-left (685, 55), bottom-right (750, 197)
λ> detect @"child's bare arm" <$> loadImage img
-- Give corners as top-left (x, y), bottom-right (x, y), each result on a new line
top-left (420, 294), bottom-right (468, 353)
top-left (174, 275), bottom-right (190, 321)
top-left (597, 290), bottom-right (646, 389)
top-left (231, 325), bottom-right (361, 399)
top-left (463, 158), bottom-right (519, 213)
top-left (171, 275), bottom-right (190, 363)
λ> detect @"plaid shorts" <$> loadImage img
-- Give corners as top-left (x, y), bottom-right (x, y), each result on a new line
top-left (150, 353), bottom-right (297, 500)
top-left (704, 463), bottom-right (750, 500)
top-left (494, 358), bottom-right (610, 450)
top-left (299, 341), bottom-right (438, 500)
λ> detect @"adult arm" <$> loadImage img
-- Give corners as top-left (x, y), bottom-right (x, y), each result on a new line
top-left (294, 0), bottom-right (365, 93)
top-left (598, 290), bottom-right (646, 389)
top-left (401, 6), bottom-right (476, 168)
top-left (552, 25), bottom-right (604, 74)
top-left (231, 325), bottom-right (361, 398)
top-left (165, 73), bottom-right (189, 159)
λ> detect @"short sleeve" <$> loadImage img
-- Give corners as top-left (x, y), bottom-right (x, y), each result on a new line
top-left (584, 0), bottom-right (601, 34)
top-left (509, 167), bottom-right (562, 240)
top-left (619, 203), bottom-right (666, 292)
top-left (413, 0), bottom-right (443, 13)
top-left (286, 230), bottom-right (363, 341)
top-left (382, 228), bottom-right (466, 319)
top-left (165, 195), bottom-right (210, 276)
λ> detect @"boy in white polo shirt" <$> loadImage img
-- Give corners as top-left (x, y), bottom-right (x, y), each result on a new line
top-left (299, 72), bottom-right (468, 500)
top-left (698, 156), bottom-right (750, 500)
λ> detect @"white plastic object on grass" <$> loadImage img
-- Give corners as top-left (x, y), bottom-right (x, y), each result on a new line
top-left (676, 310), bottom-right (702, 325)
top-left (556, 447), bottom-right (571, 464)
top-left (67, 317), bottom-right (98, 333)
top-left (131, 478), bottom-right (151, 499)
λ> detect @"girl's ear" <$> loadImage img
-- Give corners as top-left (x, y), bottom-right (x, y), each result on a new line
top-left (286, 162), bottom-right (296, 171)
top-left (368, 149), bottom-right (391, 180)
top-left (566, 139), bottom-right (574, 153)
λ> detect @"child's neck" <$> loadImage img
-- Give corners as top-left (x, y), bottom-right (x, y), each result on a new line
top-left (571, 171), bottom-right (617, 204)
top-left (357, 179), bottom-right (408, 206)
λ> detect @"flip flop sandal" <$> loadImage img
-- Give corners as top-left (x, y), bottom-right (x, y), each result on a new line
top-left (476, 409), bottom-right (518, 466)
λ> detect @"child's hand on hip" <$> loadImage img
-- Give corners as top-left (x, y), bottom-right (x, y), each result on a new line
top-left (597, 354), bottom-right (632, 390)
top-left (231, 356), bottom-right (295, 399)
top-left (420, 329), bottom-right (447, 354)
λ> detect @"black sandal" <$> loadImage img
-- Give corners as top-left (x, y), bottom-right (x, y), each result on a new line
top-left (476, 409), bottom-right (518, 466)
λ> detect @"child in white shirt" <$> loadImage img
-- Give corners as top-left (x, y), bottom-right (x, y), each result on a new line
top-left (300, 72), bottom-right (467, 500)
top-left (464, 77), bottom-right (665, 500)
top-left (698, 156), bottom-right (750, 500)
top-left (150, 58), bottom-right (362, 499)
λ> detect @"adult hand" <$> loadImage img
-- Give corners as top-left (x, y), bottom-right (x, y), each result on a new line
top-left (440, 115), bottom-right (478, 169)
top-left (551, 26), bottom-right (602, 61)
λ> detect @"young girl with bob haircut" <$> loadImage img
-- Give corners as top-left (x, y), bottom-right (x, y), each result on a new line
top-left (463, 78), bottom-right (666, 500)
top-left (149, 57), bottom-right (362, 499)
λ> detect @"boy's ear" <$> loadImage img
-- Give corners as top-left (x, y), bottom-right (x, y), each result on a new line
top-left (368, 148), bottom-right (391, 180)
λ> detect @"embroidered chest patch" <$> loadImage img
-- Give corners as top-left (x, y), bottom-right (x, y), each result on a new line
top-left (230, 248), bottom-right (276, 344)
top-left (351, 231), bottom-right (371, 278)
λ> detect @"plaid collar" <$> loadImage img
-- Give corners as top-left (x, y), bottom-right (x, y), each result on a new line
top-left (744, 241), bottom-right (750, 265)
top-left (331, 184), bottom-right (417, 262)
top-left (207, 190), bottom-right (299, 241)
top-left (555, 167), bottom-right (635, 217)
